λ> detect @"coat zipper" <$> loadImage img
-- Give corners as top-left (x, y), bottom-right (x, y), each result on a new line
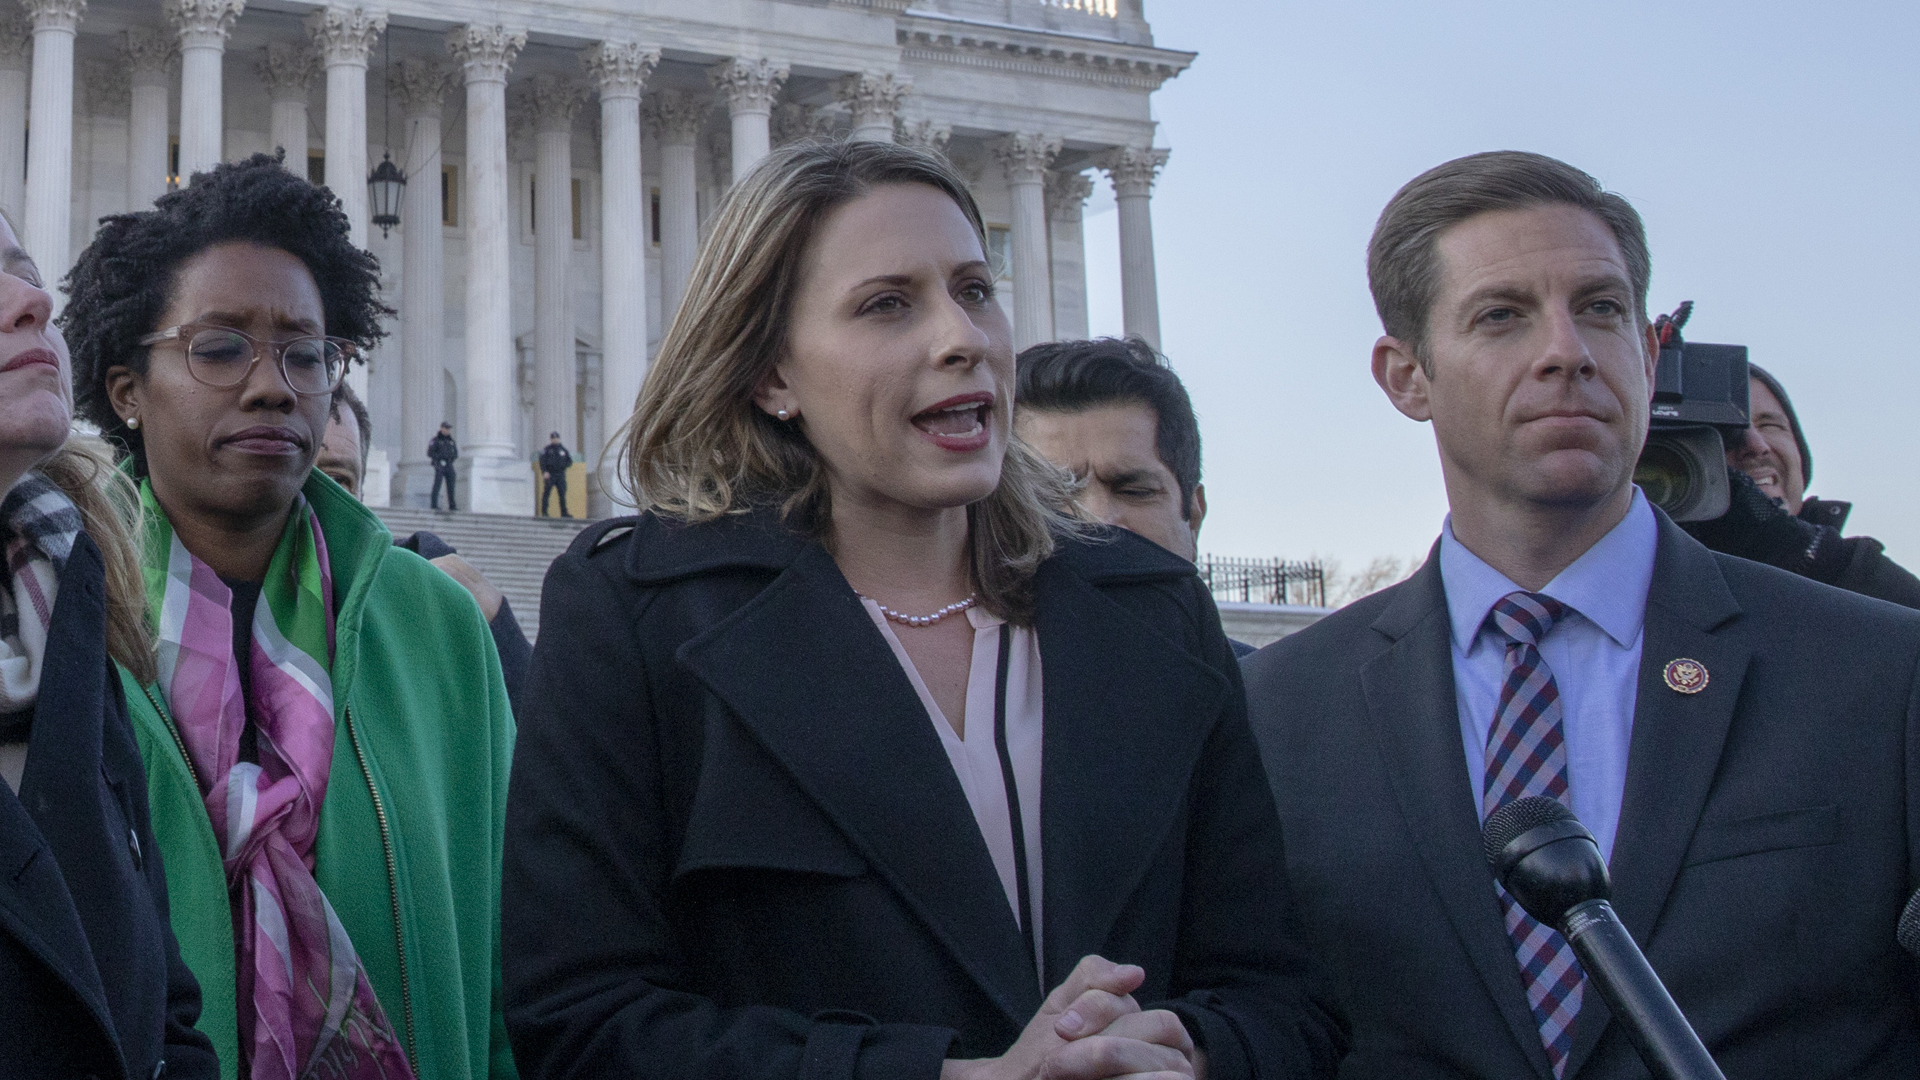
top-left (344, 704), bottom-right (420, 1074)
top-left (141, 683), bottom-right (201, 791)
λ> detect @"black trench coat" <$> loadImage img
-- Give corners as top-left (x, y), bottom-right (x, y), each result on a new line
top-left (0, 532), bottom-right (216, 1080)
top-left (502, 508), bottom-right (1343, 1080)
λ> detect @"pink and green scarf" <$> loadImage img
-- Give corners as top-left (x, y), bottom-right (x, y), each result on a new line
top-left (141, 481), bottom-right (413, 1080)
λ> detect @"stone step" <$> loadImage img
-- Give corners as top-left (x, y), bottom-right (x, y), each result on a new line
top-left (372, 507), bottom-right (598, 643)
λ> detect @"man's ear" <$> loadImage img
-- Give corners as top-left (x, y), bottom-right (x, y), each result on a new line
top-left (1188, 482), bottom-right (1208, 542)
top-left (1641, 320), bottom-right (1661, 400)
top-left (1372, 335), bottom-right (1433, 422)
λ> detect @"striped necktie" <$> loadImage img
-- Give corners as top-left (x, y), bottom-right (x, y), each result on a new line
top-left (1484, 591), bottom-right (1586, 1076)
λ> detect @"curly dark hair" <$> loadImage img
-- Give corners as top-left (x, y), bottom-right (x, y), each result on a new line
top-left (62, 152), bottom-right (391, 472)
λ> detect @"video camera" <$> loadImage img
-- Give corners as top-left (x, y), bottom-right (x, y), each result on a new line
top-left (1634, 301), bottom-right (1750, 521)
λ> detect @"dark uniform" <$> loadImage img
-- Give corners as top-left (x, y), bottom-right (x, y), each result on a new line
top-left (428, 431), bottom-right (459, 510)
top-left (540, 441), bottom-right (573, 518)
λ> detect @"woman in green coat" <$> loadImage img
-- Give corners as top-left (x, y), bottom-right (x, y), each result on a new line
top-left (61, 155), bottom-right (517, 1080)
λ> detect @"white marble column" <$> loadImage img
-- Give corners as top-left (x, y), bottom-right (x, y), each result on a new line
top-left (647, 89), bottom-right (703, 324)
top-left (124, 30), bottom-right (174, 211)
top-left (447, 23), bottom-right (527, 514)
top-left (995, 133), bottom-right (1059, 351)
top-left (0, 17), bottom-right (29, 226)
top-left (390, 58), bottom-right (449, 507)
top-left (1046, 169), bottom-right (1093, 342)
top-left (165, 0), bottom-right (242, 180)
top-left (1102, 145), bottom-right (1169, 349)
top-left (836, 72), bottom-right (909, 143)
top-left (21, 0), bottom-right (80, 286)
top-left (583, 40), bottom-right (656, 514)
top-left (709, 57), bottom-right (785, 185)
top-left (255, 42), bottom-right (316, 167)
top-left (307, 6), bottom-right (383, 250)
top-left (526, 74), bottom-right (584, 455)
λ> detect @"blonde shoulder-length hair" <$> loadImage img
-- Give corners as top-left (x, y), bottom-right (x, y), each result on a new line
top-left (616, 139), bottom-right (1081, 623)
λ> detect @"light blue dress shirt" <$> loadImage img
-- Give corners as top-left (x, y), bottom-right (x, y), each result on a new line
top-left (1439, 489), bottom-right (1658, 862)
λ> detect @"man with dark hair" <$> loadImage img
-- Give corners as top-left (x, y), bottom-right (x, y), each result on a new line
top-left (316, 381), bottom-right (373, 497)
top-left (1244, 151), bottom-right (1920, 1078)
top-left (1015, 336), bottom-right (1206, 560)
top-left (1683, 363), bottom-right (1920, 608)
top-left (538, 431), bottom-right (572, 518)
top-left (428, 422), bottom-right (458, 510)
top-left (1017, 338), bottom-right (1254, 657)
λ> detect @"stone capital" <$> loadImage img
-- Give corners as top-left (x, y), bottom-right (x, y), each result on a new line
top-left (446, 23), bottom-right (524, 85)
top-left (708, 56), bottom-right (787, 116)
top-left (0, 15), bottom-right (29, 67)
top-left (523, 74), bottom-right (586, 132)
top-left (388, 57), bottom-right (451, 118)
top-left (121, 28), bottom-right (178, 86)
top-left (644, 88), bottom-right (707, 144)
top-left (1045, 169), bottom-right (1094, 221)
top-left (771, 101), bottom-right (836, 146)
top-left (163, 0), bottom-right (241, 50)
top-left (895, 117), bottom-right (951, 154)
top-left (254, 41), bottom-right (316, 101)
top-left (1101, 145), bottom-right (1169, 197)
top-left (305, 5), bottom-right (384, 67)
top-left (835, 71), bottom-right (910, 130)
top-left (22, 0), bottom-right (85, 34)
top-left (80, 55), bottom-right (127, 110)
top-left (580, 40), bottom-right (657, 101)
top-left (994, 132), bottom-right (1060, 186)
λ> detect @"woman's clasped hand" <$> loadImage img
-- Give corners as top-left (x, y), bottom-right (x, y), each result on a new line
top-left (943, 956), bottom-right (1202, 1080)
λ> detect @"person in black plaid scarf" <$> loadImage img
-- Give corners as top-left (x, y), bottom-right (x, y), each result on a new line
top-left (0, 216), bottom-right (218, 1077)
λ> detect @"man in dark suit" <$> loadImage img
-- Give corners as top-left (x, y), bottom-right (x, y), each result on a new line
top-left (1243, 150), bottom-right (1920, 1079)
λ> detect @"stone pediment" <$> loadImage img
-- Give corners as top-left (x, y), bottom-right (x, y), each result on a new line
top-left (897, 12), bottom-right (1194, 90)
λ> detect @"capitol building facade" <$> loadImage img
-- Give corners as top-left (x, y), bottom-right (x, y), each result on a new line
top-left (8, 0), bottom-right (1192, 513)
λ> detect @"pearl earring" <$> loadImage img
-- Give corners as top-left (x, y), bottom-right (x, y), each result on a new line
top-left (126, 417), bottom-right (139, 430)
top-left (776, 409), bottom-right (790, 421)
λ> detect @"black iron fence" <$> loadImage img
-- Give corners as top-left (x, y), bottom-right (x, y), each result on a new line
top-left (1199, 555), bottom-right (1326, 608)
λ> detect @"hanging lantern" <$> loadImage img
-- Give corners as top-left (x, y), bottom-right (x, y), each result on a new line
top-left (369, 153), bottom-right (406, 238)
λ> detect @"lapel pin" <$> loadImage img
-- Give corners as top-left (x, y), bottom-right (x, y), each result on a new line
top-left (1663, 658), bottom-right (1709, 694)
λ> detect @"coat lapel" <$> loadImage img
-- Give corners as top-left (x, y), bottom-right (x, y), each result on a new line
top-left (0, 534), bottom-right (118, 1049)
top-left (1031, 557), bottom-right (1230, 990)
top-left (1361, 550), bottom-right (1556, 1079)
top-left (676, 542), bottom-right (1042, 1028)
top-left (1563, 516), bottom-right (1745, 1078)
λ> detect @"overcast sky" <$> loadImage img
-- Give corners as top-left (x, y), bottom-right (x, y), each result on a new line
top-left (1080, 0), bottom-right (1920, 576)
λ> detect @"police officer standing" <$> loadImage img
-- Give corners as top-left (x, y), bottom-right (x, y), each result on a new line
top-left (428, 421), bottom-right (459, 511)
top-left (539, 431), bottom-right (573, 518)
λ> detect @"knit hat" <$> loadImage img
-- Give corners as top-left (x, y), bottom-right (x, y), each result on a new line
top-left (1747, 363), bottom-right (1812, 487)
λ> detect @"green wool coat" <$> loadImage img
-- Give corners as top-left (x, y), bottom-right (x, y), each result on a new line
top-left (122, 473), bottom-right (518, 1080)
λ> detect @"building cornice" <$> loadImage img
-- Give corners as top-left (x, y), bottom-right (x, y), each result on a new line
top-left (896, 10), bottom-right (1193, 91)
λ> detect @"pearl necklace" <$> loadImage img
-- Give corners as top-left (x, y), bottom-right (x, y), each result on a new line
top-left (861, 592), bottom-right (978, 628)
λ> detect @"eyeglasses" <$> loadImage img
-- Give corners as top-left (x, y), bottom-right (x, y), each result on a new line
top-left (137, 323), bottom-right (356, 397)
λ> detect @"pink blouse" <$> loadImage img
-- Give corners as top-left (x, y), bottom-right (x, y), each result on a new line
top-left (861, 600), bottom-right (1045, 978)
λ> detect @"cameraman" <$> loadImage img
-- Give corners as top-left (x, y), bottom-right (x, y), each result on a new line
top-left (1684, 363), bottom-right (1920, 608)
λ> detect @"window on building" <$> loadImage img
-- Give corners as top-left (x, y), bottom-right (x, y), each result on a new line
top-left (442, 164), bottom-right (458, 227)
top-left (987, 226), bottom-right (1011, 279)
top-left (650, 187), bottom-right (661, 245)
top-left (572, 177), bottom-right (583, 240)
top-left (167, 138), bottom-right (180, 190)
top-left (308, 153), bottom-right (325, 187)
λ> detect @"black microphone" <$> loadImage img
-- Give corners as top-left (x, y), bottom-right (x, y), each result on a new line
top-left (1899, 888), bottom-right (1920, 959)
top-left (1483, 797), bottom-right (1727, 1080)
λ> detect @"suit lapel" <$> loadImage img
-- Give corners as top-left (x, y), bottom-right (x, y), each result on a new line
top-left (0, 775), bottom-right (116, 1042)
top-left (1564, 517), bottom-right (1745, 1078)
top-left (1032, 559), bottom-right (1229, 990)
top-left (1362, 553), bottom-right (1556, 1079)
top-left (677, 542), bottom-right (1042, 1028)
